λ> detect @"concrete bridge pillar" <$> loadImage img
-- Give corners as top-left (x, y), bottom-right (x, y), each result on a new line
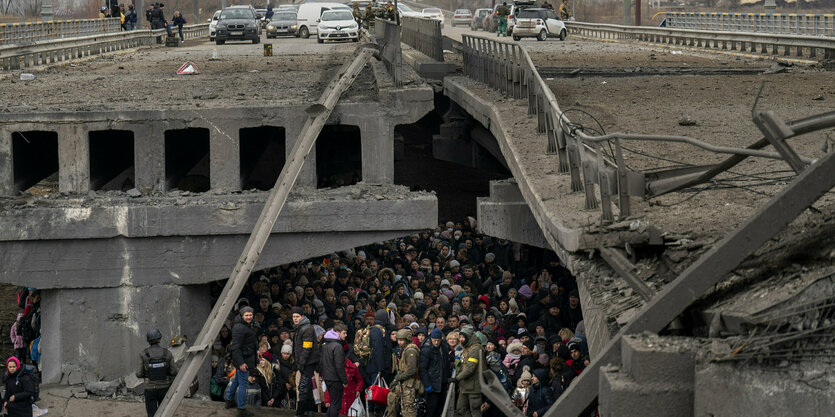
top-left (41, 282), bottom-right (212, 386)
top-left (359, 117), bottom-right (395, 184)
top-left (57, 123), bottom-right (90, 193)
top-left (210, 122), bottom-right (242, 192)
top-left (285, 116), bottom-right (317, 188)
top-left (133, 122), bottom-right (166, 193)
top-left (0, 126), bottom-right (12, 196)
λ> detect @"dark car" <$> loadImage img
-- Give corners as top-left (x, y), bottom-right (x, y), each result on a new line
top-left (266, 11), bottom-right (298, 37)
top-left (215, 6), bottom-right (262, 45)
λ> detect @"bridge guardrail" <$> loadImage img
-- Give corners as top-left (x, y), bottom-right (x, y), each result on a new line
top-left (0, 18), bottom-right (121, 46)
top-left (373, 18), bottom-right (404, 86)
top-left (401, 16), bottom-right (444, 61)
top-left (461, 34), bottom-right (643, 222)
top-left (666, 12), bottom-right (835, 37)
top-left (0, 24), bottom-right (210, 71)
top-left (566, 21), bottom-right (835, 61)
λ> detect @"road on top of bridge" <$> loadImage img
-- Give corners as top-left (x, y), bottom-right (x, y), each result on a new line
top-left (0, 34), bottom-right (364, 114)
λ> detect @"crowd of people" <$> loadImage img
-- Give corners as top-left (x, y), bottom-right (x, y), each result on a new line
top-left (208, 218), bottom-right (590, 417)
top-left (96, 3), bottom-right (187, 42)
top-left (3, 289), bottom-right (42, 417)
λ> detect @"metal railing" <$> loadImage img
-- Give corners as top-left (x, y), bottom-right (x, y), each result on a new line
top-left (0, 18), bottom-right (121, 46)
top-left (373, 18), bottom-right (404, 86)
top-left (461, 33), bottom-right (643, 222)
top-left (567, 21), bottom-right (835, 61)
top-left (0, 24), bottom-right (210, 71)
top-left (401, 16), bottom-right (444, 61)
top-left (666, 12), bottom-right (835, 37)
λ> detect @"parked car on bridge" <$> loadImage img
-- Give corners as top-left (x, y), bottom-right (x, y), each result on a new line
top-left (422, 8), bottom-right (445, 27)
top-left (214, 5), bottom-right (262, 45)
top-left (317, 9), bottom-right (360, 43)
top-left (512, 7), bottom-right (566, 41)
top-left (208, 10), bottom-right (221, 41)
top-left (470, 8), bottom-right (491, 30)
top-left (451, 9), bottom-right (472, 27)
top-left (508, 1), bottom-right (536, 35)
top-left (296, 2), bottom-right (351, 39)
top-left (266, 11), bottom-right (298, 38)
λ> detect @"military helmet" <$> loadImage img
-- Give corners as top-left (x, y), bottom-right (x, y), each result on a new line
top-left (147, 328), bottom-right (162, 343)
top-left (396, 328), bottom-right (412, 340)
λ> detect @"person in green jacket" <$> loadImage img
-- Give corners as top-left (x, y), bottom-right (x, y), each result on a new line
top-left (450, 326), bottom-right (484, 417)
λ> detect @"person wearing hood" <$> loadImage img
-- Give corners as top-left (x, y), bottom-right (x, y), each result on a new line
top-left (365, 309), bottom-right (392, 385)
top-left (226, 306), bottom-right (257, 416)
top-left (321, 324), bottom-right (348, 417)
top-left (292, 306), bottom-right (320, 416)
top-left (2, 356), bottom-right (34, 417)
top-left (450, 326), bottom-right (484, 417)
top-left (420, 328), bottom-right (449, 417)
top-left (386, 329), bottom-right (421, 417)
top-left (525, 369), bottom-right (554, 417)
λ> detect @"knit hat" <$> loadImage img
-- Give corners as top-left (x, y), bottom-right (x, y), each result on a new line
top-left (485, 253), bottom-right (495, 261)
top-left (281, 344), bottom-right (292, 354)
top-left (240, 306), bottom-right (254, 315)
top-left (532, 368), bottom-right (548, 383)
top-left (430, 328), bottom-right (443, 339)
top-left (6, 356), bottom-right (20, 372)
top-left (291, 306), bottom-right (304, 315)
top-left (375, 309), bottom-right (389, 324)
top-left (449, 260), bottom-right (460, 268)
top-left (519, 285), bottom-right (533, 299)
top-left (507, 342), bottom-right (523, 354)
top-left (517, 369), bottom-right (532, 387)
top-left (414, 291), bottom-right (424, 300)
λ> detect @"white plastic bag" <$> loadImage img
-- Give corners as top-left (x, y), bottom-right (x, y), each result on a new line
top-left (348, 397), bottom-right (367, 417)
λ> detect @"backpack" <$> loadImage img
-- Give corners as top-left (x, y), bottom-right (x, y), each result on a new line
top-left (19, 365), bottom-right (40, 402)
top-left (17, 288), bottom-right (27, 309)
top-left (353, 324), bottom-right (383, 359)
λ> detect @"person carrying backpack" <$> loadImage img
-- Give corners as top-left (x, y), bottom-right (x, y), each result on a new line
top-left (3, 356), bottom-right (35, 417)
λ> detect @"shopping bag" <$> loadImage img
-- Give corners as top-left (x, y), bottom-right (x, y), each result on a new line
top-left (348, 397), bottom-right (367, 417)
top-left (366, 374), bottom-right (390, 405)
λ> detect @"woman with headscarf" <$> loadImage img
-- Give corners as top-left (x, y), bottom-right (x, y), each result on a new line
top-left (2, 356), bottom-right (34, 417)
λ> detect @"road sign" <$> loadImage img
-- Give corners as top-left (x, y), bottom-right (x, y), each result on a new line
top-left (176, 61), bottom-right (199, 75)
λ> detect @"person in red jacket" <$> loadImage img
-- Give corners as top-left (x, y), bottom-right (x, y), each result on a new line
top-left (340, 358), bottom-right (365, 415)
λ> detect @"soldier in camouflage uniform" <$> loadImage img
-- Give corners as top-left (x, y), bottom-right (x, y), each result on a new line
top-left (353, 3), bottom-right (363, 27)
top-left (364, 3), bottom-right (375, 28)
top-left (385, 329), bottom-right (422, 417)
top-left (450, 326), bottom-right (484, 417)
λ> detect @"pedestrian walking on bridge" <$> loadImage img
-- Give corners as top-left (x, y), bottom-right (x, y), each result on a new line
top-left (496, 2), bottom-right (510, 37)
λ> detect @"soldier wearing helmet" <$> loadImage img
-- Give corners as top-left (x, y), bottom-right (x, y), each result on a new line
top-left (450, 325), bottom-right (484, 417)
top-left (136, 328), bottom-right (178, 417)
top-left (385, 328), bottom-right (422, 417)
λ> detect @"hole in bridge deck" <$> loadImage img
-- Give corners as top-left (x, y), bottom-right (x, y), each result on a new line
top-left (239, 126), bottom-right (286, 191)
top-left (89, 130), bottom-right (135, 191)
top-left (12, 131), bottom-right (58, 194)
top-left (316, 125), bottom-right (361, 189)
top-left (164, 128), bottom-right (210, 192)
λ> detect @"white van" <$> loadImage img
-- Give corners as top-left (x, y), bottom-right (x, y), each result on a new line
top-left (295, 2), bottom-right (351, 39)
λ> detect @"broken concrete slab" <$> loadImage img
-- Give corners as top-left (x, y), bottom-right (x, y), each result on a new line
top-left (86, 379), bottom-right (122, 397)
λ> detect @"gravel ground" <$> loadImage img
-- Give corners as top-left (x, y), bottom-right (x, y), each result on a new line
top-left (0, 35), bottom-right (362, 113)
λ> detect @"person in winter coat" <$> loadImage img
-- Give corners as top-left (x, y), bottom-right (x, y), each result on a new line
top-left (512, 368), bottom-right (531, 409)
top-left (253, 357), bottom-right (280, 407)
top-left (277, 344), bottom-right (297, 401)
top-left (2, 356), bottom-right (34, 417)
top-left (171, 11), bottom-right (186, 41)
top-left (227, 306), bottom-right (258, 416)
top-left (420, 328), bottom-right (450, 417)
top-left (449, 326), bottom-right (484, 417)
top-left (503, 341), bottom-right (523, 375)
top-left (339, 358), bottom-right (364, 415)
top-left (365, 309), bottom-right (392, 384)
top-left (10, 314), bottom-right (26, 365)
top-left (292, 306), bottom-right (320, 416)
top-left (320, 324), bottom-right (348, 417)
top-left (525, 369), bottom-right (554, 417)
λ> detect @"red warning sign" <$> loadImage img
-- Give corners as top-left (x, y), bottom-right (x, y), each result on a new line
top-left (177, 61), bottom-right (199, 75)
